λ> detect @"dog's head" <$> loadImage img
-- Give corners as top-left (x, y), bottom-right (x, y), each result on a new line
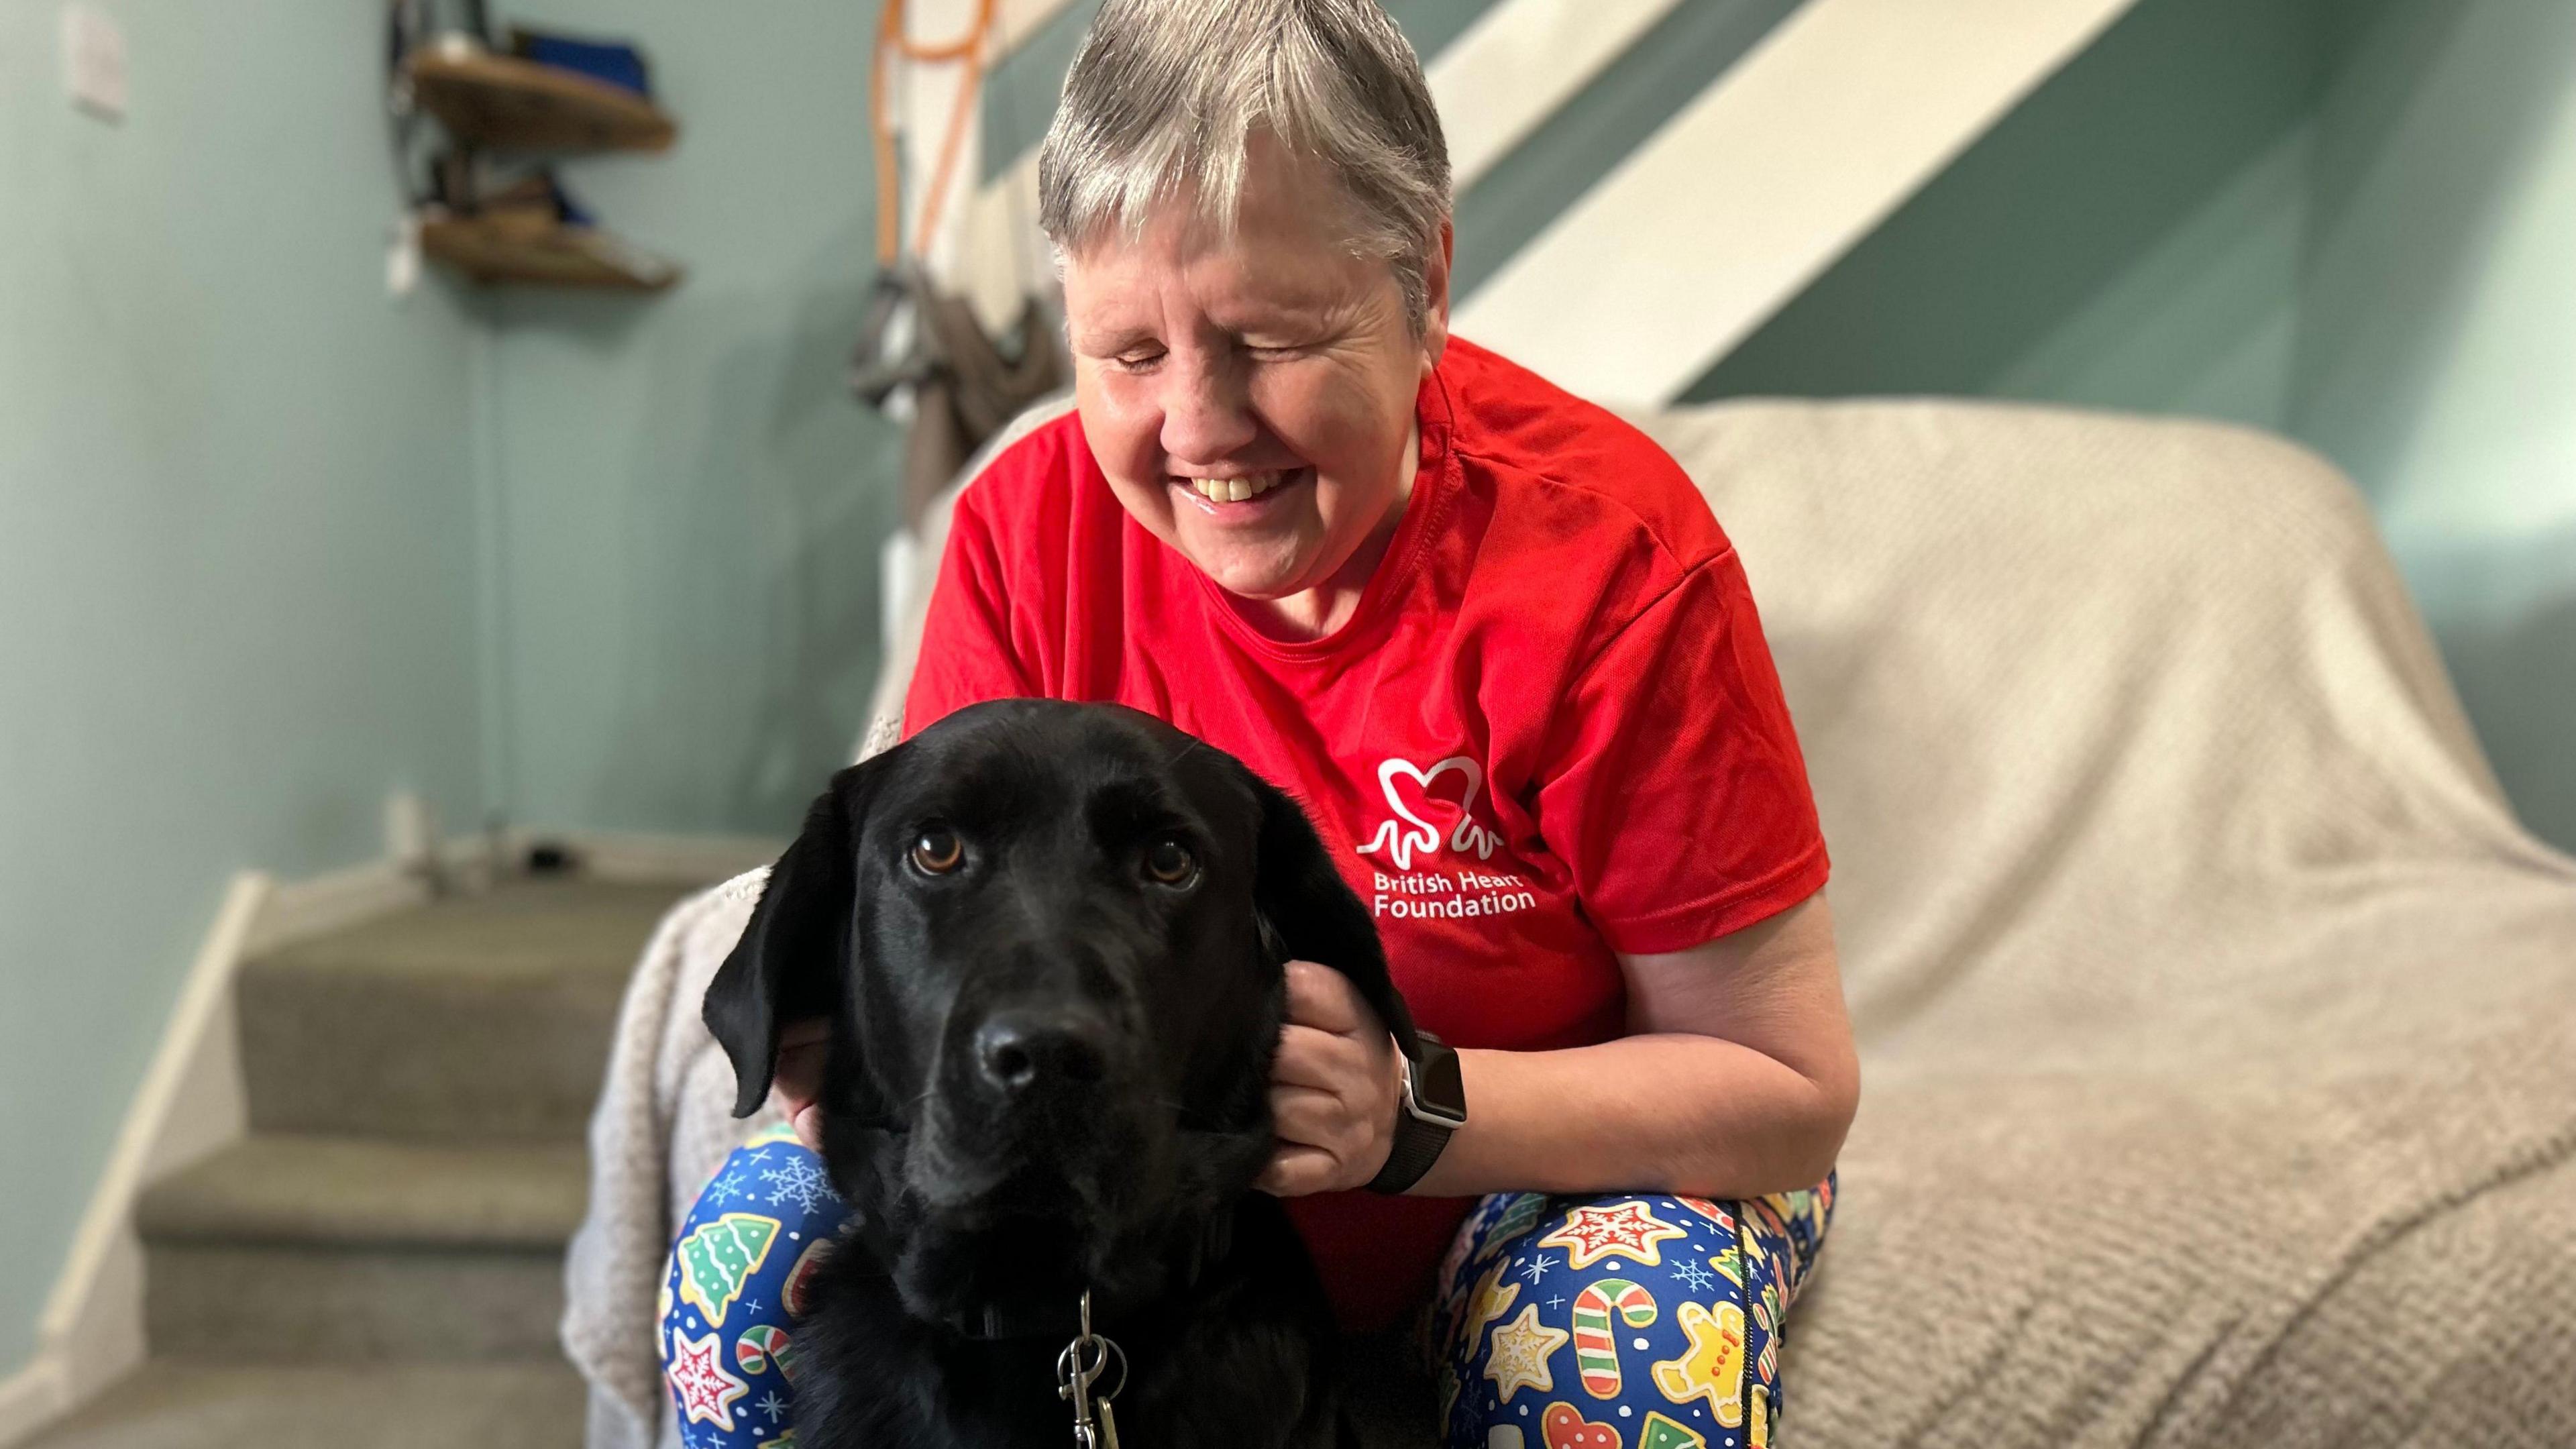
top-left (703, 699), bottom-right (1415, 1320)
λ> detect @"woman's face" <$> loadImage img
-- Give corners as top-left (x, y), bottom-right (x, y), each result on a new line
top-left (1061, 144), bottom-right (1450, 630)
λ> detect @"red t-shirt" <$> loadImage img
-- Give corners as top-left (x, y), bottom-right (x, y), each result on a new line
top-left (904, 337), bottom-right (1828, 1332)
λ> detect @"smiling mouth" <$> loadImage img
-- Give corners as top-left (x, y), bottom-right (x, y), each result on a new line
top-left (1172, 468), bottom-right (1309, 511)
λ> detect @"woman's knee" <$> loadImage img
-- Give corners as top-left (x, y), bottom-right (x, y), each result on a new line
top-left (661, 1124), bottom-right (851, 1443)
top-left (1428, 1181), bottom-right (1835, 1449)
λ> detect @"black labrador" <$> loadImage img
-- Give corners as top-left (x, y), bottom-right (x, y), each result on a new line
top-left (704, 698), bottom-right (1419, 1448)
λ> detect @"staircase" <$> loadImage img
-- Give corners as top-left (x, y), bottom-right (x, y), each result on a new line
top-left (31, 876), bottom-right (692, 1448)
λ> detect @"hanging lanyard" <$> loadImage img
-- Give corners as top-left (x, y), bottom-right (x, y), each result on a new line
top-left (871, 0), bottom-right (1001, 269)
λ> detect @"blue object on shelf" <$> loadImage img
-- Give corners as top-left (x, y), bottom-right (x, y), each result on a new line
top-left (511, 28), bottom-right (651, 99)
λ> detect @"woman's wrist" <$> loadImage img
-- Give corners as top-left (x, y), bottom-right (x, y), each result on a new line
top-left (1401, 1036), bottom-right (1847, 1199)
top-left (1368, 1032), bottom-right (1466, 1193)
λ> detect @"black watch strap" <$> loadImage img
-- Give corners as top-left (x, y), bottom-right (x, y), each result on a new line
top-left (1367, 1112), bottom-right (1453, 1195)
top-left (1367, 1034), bottom-right (1464, 1195)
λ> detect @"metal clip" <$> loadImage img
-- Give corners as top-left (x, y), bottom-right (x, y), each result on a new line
top-left (1056, 1289), bottom-right (1128, 1449)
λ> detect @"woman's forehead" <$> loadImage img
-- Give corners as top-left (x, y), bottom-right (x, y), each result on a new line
top-left (1063, 149), bottom-right (1393, 313)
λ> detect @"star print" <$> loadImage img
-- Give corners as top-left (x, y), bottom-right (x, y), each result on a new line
top-left (1481, 1303), bottom-right (1570, 1403)
top-left (1546, 1293), bottom-right (1568, 1312)
top-left (1517, 1252), bottom-right (1557, 1284)
top-left (756, 1390), bottom-right (790, 1424)
top-left (668, 1328), bottom-right (751, 1430)
top-left (1466, 1259), bottom-right (1521, 1332)
top-left (1538, 1201), bottom-right (1689, 1270)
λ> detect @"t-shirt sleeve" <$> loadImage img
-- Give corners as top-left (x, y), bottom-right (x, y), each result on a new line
top-left (902, 488), bottom-right (1040, 739)
top-left (1536, 548), bottom-right (1829, 955)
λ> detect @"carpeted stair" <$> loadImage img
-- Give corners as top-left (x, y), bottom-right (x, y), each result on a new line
top-left (32, 877), bottom-right (690, 1448)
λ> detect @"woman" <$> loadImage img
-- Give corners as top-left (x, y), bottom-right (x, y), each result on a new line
top-left (669, 0), bottom-right (1857, 1442)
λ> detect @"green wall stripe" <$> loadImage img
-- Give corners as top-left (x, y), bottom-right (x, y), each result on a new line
top-left (1450, 0), bottom-right (1805, 302)
top-left (1387, 0), bottom-right (1513, 62)
top-left (980, 0), bottom-right (1103, 186)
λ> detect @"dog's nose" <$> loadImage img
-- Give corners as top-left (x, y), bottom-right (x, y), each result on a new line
top-left (973, 1009), bottom-right (1110, 1093)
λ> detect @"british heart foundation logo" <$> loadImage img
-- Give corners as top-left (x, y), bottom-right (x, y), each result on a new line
top-left (1355, 755), bottom-right (1503, 871)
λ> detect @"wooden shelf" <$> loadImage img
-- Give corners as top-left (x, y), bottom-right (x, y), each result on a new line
top-left (405, 43), bottom-right (676, 154)
top-left (420, 211), bottom-right (681, 291)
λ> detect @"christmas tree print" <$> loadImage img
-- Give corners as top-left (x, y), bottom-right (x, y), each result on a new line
top-left (677, 1213), bottom-right (782, 1327)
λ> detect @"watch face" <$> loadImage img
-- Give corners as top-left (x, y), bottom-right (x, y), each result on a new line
top-left (1411, 1042), bottom-right (1468, 1126)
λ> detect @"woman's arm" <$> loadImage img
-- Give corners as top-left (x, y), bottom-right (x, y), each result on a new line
top-left (1257, 892), bottom-right (1860, 1200)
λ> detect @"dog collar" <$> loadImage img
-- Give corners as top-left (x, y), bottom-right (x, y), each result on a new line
top-left (949, 1295), bottom-right (1086, 1341)
top-left (944, 1204), bottom-right (1235, 1342)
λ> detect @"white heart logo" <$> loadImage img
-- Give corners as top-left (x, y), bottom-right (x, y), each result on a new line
top-left (1356, 755), bottom-right (1500, 871)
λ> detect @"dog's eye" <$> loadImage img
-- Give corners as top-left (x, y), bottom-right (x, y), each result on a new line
top-left (909, 825), bottom-right (964, 875)
top-left (1142, 837), bottom-right (1197, 886)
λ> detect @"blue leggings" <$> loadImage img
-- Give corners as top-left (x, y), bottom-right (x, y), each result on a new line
top-left (661, 1125), bottom-right (1834, 1449)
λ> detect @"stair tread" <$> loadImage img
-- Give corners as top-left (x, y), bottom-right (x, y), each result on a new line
top-left (248, 878), bottom-right (690, 983)
top-left (138, 1135), bottom-right (587, 1250)
top-left (25, 1360), bottom-right (588, 1448)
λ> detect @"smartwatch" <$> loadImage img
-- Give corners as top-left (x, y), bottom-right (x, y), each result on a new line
top-left (1366, 1030), bottom-right (1466, 1194)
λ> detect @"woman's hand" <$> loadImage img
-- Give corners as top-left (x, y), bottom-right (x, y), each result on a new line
top-left (773, 1018), bottom-right (830, 1150)
top-left (1256, 959), bottom-right (1405, 1196)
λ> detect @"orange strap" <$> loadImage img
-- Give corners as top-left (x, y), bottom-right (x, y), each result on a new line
top-left (872, 0), bottom-right (1002, 268)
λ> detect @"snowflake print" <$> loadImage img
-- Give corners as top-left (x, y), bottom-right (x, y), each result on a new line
top-left (757, 1391), bottom-right (790, 1424)
top-left (1670, 1258), bottom-right (1717, 1293)
top-left (1516, 1252), bottom-right (1557, 1285)
top-left (760, 1157), bottom-right (841, 1213)
top-left (704, 1171), bottom-right (751, 1208)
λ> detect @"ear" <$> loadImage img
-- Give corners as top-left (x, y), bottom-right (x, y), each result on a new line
top-left (704, 756), bottom-right (888, 1118)
top-left (1239, 765), bottom-right (1421, 1057)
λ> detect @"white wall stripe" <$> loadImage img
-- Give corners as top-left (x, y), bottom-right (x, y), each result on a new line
top-left (1452, 0), bottom-right (2143, 407)
top-left (998, 0), bottom-right (1083, 46)
top-left (898, 0), bottom-right (1075, 328)
top-left (1430, 0), bottom-right (1689, 191)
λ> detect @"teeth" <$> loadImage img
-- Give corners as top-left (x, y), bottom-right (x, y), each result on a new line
top-left (1185, 471), bottom-right (1287, 502)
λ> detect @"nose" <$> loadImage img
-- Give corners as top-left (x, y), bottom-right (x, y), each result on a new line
top-left (1157, 351), bottom-right (1259, 466)
top-left (973, 1008), bottom-right (1112, 1094)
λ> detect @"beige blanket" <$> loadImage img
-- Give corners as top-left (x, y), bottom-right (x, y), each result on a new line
top-left (565, 398), bottom-right (2576, 1447)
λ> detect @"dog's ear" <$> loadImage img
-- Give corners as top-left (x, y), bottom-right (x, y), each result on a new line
top-left (1240, 765), bottom-right (1421, 1057)
top-left (705, 755), bottom-right (890, 1118)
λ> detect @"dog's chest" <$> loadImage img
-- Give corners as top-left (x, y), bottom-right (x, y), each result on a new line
top-left (794, 1259), bottom-right (1341, 1448)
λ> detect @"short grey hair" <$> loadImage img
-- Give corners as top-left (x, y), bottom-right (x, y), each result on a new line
top-left (1037, 0), bottom-right (1452, 332)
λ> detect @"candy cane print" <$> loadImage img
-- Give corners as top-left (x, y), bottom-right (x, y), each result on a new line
top-left (1569, 1278), bottom-right (1658, 1398)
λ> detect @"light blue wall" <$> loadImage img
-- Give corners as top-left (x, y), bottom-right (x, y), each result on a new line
top-left (478, 0), bottom-right (906, 837)
top-left (2293, 2), bottom-right (2576, 849)
top-left (0, 0), bottom-right (489, 1369)
top-left (1695, 0), bottom-right (2576, 853)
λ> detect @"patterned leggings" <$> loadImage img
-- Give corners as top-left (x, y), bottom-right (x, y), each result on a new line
top-left (1429, 1179), bottom-right (1834, 1449)
top-left (661, 1125), bottom-right (1834, 1449)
